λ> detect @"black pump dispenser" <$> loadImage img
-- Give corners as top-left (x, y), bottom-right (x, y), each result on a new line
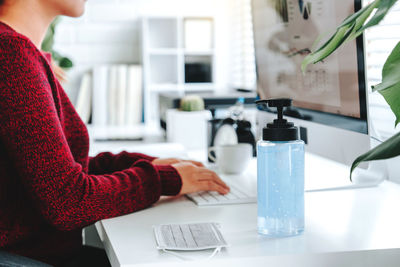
top-left (256, 98), bottom-right (299, 141)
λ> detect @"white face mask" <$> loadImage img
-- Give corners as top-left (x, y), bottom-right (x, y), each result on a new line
top-left (153, 222), bottom-right (229, 260)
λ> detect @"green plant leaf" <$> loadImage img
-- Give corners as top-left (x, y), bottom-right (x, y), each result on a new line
top-left (338, 0), bottom-right (379, 27)
top-left (350, 41), bottom-right (400, 179)
top-left (355, 0), bottom-right (398, 35)
top-left (51, 51), bottom-right (62, 61)
top-left (41, 17), bottom-right (73, 69)
top-left (59, 57), bottom-right (74, 69)
top-left (301, 24), bottom-right (354, 73)
top-left (372, 42), bottom-right (400, 126)
top-left (301, 0), bottom-right (398, 71)
top-left (301, 2), bottom-right (375, 72)
top-left (41, 17), bottom-right (61, 52)
top-left (314, 1), bottom-right (376, 54)
top-left (350, 132), bottom-right (400, 180)
top-left (347, 0), bottom-right (382, 40)
top-left (41, 29), bottom-right (54, 52)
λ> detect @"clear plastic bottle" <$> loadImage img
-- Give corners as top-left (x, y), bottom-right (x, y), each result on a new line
top-left (257, 140), bottom-right (304, 236)
top-left (256, 99), bottom-right (305, 237)
top-left (229, 97), bottom-right (245, 121)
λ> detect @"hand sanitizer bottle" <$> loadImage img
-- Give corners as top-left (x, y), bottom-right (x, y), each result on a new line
top-left (255, 98), bottom-right (305, 237)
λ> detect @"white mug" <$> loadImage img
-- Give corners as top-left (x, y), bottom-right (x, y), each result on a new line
top-left (208, 143), bottom-right (253, 174)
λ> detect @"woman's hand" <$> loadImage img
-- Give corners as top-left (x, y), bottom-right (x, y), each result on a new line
top-left (171, 162), bottom-right (230, 196)
top-left (152, 158), bottom-right (204, 167)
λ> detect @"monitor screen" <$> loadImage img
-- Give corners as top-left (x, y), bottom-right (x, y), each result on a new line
top-left (252, 0), bottom-right (368, 133)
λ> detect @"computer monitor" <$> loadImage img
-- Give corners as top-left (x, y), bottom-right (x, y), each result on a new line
top-left (252, 0), bottom-right (372, 167)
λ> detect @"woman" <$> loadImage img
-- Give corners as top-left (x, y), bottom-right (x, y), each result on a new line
top-left (0, 0), bottom-right (229, 265)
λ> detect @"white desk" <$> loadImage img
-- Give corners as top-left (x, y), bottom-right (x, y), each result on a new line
top-left (91, 142), bottom-right (400, 267)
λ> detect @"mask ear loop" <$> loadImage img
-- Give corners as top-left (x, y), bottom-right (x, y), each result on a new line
top-left (163, 246), bottom-right (222, 261)
top-left (206, 246), bottom-right (221, 260)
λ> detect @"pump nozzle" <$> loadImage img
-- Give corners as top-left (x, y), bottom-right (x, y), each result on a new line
top-left (256, 98), bottom-right (293, 126)
top-left (256, 98), bottom-right (292, 119)
top-left (255, 98), bottom-right (299, 141)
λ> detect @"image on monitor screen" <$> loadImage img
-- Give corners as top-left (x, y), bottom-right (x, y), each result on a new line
top-left (252, 0), bottom-right (368, 133)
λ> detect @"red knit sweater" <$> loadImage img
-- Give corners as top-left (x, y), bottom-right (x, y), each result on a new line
top-left (0, 22), bottom-right (182, 264)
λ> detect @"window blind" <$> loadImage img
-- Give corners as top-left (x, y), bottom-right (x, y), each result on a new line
top-left (230, 0), bottom-right (256, 91)
top-left (363, 0), bottom-right (400, 140)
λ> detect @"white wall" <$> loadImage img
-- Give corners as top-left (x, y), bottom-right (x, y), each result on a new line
top-left (54, 0), bottom-right (234, 104)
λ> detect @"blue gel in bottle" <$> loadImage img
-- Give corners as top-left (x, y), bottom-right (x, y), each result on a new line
top-left (256, 99), bottom-right (305, 237)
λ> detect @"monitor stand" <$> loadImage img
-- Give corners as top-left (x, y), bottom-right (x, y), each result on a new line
top-left (305, 152), bottom-right (385, 192)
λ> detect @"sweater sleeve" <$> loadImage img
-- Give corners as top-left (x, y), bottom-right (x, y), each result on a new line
top-left (0, 36), bottom-right (182, 231)
top-left (88, 152), bottom-right (182, 195)
top-left (88, 151), bottom-right (156, 175)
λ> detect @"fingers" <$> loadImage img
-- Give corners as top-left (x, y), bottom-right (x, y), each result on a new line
top-left (159, 158), bottom-right (204, 167)
top-left (197, 169), bottom-right (230, 192)
top-left (186, 160), bottom-right (205, 167)
top-left (199, 180), bottom-right (230, 195)
top-left (173, 160), bottom-right (230, 195)
top-left (205, 173), bottom-right (230, 191)
top-left (153, 158), bottom-right (180, 165)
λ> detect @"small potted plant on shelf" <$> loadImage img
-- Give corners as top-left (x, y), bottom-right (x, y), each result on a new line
top-left (302, 0), bottom-right (400, 179)
top-left (166, 95), bottom-right (211, 150)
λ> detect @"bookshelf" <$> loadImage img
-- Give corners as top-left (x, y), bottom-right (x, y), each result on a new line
top-left (142, 16), bottom-right (216, 128)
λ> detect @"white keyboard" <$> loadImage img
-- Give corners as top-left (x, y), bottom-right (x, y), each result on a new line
top-left (186, 184), bottom-right (256, 206)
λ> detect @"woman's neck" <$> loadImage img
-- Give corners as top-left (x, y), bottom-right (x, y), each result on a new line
top-left (0, 1), bottom-right (55, 48)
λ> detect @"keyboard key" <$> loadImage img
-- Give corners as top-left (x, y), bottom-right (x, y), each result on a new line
top-left (209, 191), bottom-right (228, 201)
top-left (199, 192), bottom-right (217, 203)
top-left (224, 192), bottom-right (237, 200)
top-left (186, 184), bottom-right (256, 206)
top-left (230, 187), bottom-right (248, 198)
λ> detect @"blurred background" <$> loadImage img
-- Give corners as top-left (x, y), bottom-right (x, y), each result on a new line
top-left (51, 0), bottom-right (400, 142)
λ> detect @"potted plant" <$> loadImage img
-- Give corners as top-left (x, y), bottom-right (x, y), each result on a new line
top-left (301, 0), bottom-right (399, 179)
top-left (166, 95), bottom-right (212, 150)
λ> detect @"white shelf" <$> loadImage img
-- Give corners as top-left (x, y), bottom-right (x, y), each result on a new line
top-left (142, 16), bottom-right (216, 127)
top-left (146, 18), bottom-right (178, 49)
top-left (148, 83), bottom-right (182, 91)
top-left (148, 48), bottom-right (180, 55)
top-left (148, 55), bottom-right (178, 84)
top-left (183, 17), bottom-right (214, 51)
top-left (184, 83), bottom-right (215, 91)
top-left (184, 50), bottom-right (215, 56)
